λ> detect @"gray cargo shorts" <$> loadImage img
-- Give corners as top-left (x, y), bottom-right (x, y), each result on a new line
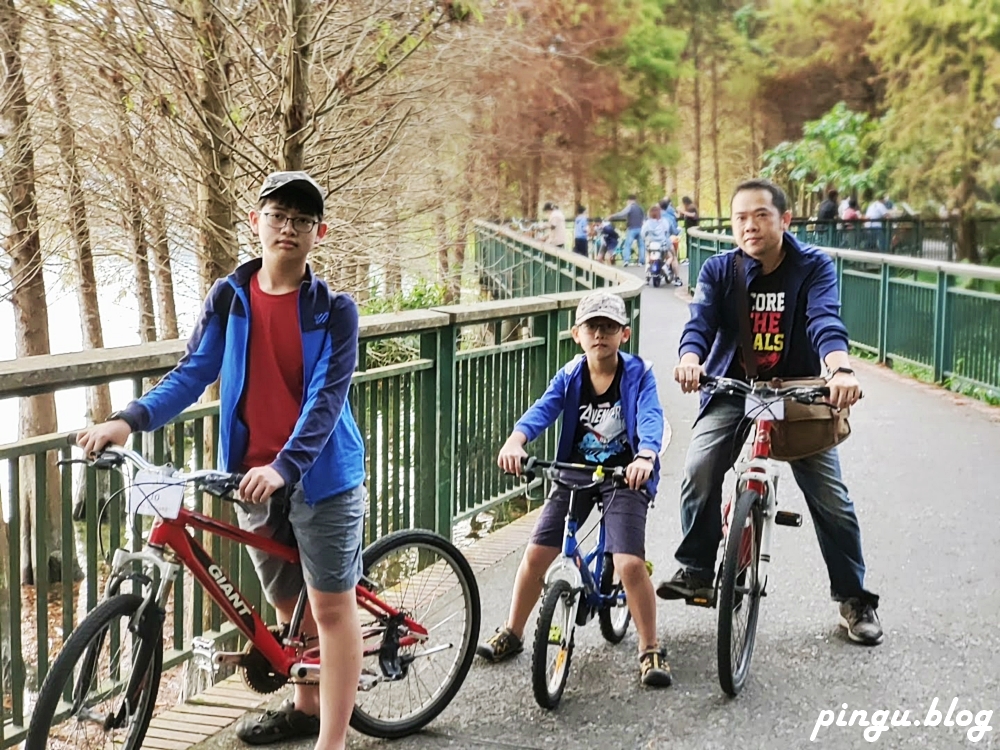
top-left (236, 482), bottom-right (366, 602)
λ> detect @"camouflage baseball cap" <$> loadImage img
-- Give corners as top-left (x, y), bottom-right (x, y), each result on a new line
top-left (258, 171), bottom-right (325, 213)
top-left (575, 291), bottom-right (629, 326)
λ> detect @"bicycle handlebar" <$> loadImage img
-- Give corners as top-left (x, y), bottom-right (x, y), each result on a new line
top-left (65, 434), bottom-right (244, 499)
top-left (519, 456), bottom-right (627, 488)
top-left (697, 375), bottom-right (832, 404)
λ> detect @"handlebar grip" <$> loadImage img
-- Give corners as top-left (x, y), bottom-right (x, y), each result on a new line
top-left (66, 432), bottom-right (79, 446)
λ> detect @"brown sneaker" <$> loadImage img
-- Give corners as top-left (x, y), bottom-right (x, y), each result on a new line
top-left (476, 626), bottom-right (524, 663)
top-left (639, 648), bottom-right (673, 687)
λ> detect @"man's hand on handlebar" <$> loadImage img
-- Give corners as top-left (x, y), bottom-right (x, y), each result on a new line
top-left (76, 420), bottom-right (132, 458)
top-left (625, 456), bottom-right (653, 490)
top-left (674, 354), bottom-right (705, 393)
top-left (239, 465), bottom-right (286, 505)
top-left (826, 370), bottom-right (862, 410)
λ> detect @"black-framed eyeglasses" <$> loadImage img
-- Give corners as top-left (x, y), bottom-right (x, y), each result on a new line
top-left (260, 211), bottom-right (319, 234)
top-left (581, 320), bottom-right (623, 335)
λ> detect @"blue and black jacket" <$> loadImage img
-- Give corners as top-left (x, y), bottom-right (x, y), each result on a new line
top-left (513, 352), bottom-right (664, 496)
top-left (679, 232), bottom-right (849, 417)
top-left (120, 258), bottom-right (366, 505)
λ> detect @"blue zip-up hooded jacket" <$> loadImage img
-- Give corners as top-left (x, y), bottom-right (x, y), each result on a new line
top-left (679, 232), bottom-right (849, 417)
top-left (120, 258), bottom-right (366, 504)
top-left (513, 352), bottom-right (664, 496)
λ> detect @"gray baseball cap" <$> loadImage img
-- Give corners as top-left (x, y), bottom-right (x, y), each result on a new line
top-left (258, 171), bottom-right (325, 214)
top-left (575, 291), bottom-right (629, 326)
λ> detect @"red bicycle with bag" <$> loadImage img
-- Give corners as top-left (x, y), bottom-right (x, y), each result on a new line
top-left (26, 437), bottom-right (480, 749)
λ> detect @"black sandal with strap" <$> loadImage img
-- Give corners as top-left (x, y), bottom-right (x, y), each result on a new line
top-left (235, 700), bottom-right (320, 746)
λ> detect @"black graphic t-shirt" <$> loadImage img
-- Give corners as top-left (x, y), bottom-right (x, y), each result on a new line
top-left (569, 359), bottom-right (634, 468)
top-left (727, 261), bottom-right (789, 381)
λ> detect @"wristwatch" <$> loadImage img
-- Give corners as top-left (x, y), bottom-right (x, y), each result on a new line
top-left (107, 410), bottom-right (139, 432)
top-left (826, 367), bottom-right (855, 378)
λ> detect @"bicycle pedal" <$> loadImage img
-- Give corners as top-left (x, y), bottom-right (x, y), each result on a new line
top-left (685, 594), bottom-right (716, 608)
top-left (774, 511), bottom-right (802, 527)
top-left (191, 636), bottom-right (218, 674)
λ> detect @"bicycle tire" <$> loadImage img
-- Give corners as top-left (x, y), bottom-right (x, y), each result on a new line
top-left (717, 488), bottom-right (764, 697)
top-left (26, 593), bottom-right (163, 750)
top-left (531, 579), bottom-right (575, 709)
top-left (350, 529), bottom-right (481, 739)
top-left (597, 554), bottom-right (631, 644)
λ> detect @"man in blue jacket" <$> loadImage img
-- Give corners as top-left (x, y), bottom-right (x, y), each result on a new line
top-left (77, 171), bottom-right (367, 747)
top-left (610, 194), bottom-right (646, 266)
top-left (656, 179), bottom-right (883, 646)
top-left (475, 291), bottom-right (673, 686)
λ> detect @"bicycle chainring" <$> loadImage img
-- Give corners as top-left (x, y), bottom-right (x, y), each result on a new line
top-left (240, 626), bottom-right (289, 694)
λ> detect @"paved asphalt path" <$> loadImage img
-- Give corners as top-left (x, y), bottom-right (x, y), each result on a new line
top-left (195, 269), bottom-right (1000, 750)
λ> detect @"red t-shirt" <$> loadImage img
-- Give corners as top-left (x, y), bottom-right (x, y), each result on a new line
top-left (240, 272), bottom-right (304, 470)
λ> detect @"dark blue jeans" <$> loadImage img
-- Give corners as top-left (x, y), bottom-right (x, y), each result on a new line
top-left (674, 395), bottom-right (878, 605)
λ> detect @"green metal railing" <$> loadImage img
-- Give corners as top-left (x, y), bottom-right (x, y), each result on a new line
top-left (687, 229), bottom-right (1000, 394)
top-left (0, 220), bottom-right (641, 745)
top-left (691, 217), bottom-right (1000, 263)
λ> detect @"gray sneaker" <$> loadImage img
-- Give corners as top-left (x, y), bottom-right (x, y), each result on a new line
top-left (839, 598), bottom-right (884, 645)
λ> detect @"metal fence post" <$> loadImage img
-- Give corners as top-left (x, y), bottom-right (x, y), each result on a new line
top-left (932, 270), bottom-right (950, 383)
top-left (417, 331), bottom-right (440, 532)
top-left (878, 262), bottom-right (891, 363)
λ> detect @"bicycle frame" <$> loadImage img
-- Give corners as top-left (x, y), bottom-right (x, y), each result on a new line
top-left (726, 419), bottom-right (780, 593)
top-left (542, 488), bottom-right (620, 613)
top-left (117, 502), bottom-right (428, 680)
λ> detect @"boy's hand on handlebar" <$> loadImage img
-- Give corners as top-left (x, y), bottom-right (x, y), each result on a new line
top-left (674, 358), bottom-right (705, 393)
top-left (827, 371), bottom-right (862, 410)
top-left (239, 466), bottom-right (286, 504)
top-left (497, 435), bottom-right (528, 476)
top-left (625, 456), bottom-right (653, 490)
top-left (77, 421), bottom-right (132, 458)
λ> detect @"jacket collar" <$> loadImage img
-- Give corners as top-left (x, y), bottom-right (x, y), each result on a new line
top-left (736, 231), bottom-right (804, 278)
top-left (230, 257), bottom-right (317, 291)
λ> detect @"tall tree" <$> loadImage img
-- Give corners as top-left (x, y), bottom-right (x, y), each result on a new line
top-left (869, 0), bottom-right (1000, 262)
top-left (1, 0), bottom-right (68, 584)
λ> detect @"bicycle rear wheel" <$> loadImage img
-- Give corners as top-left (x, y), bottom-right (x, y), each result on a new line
top-left (351, 529), bottom-right (480, 739)
top-left (25, 593), bottom-right (163, 750)
top-left (717, 489), bottom-right (764, 697)
top-left (531, 579), bottom-right (576, 709)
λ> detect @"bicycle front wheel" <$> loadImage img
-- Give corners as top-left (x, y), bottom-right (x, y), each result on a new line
top-left (531, 579), bottom-right (576, 709)
top-left (25, 593), bottom-right (163, 750)
top-left (717, 489), bottom-right (764, 697)
top-left (351, 529), bottom-right (481, 739)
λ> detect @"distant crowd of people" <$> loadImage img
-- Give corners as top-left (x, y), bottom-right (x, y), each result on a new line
top-left (815, 190), bottom-right (907, 228)
top-left (540, 195), bottom-right (700, 282)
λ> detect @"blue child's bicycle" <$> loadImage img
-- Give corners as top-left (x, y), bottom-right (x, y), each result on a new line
top-left (520, 457), bottom-right (633, 709)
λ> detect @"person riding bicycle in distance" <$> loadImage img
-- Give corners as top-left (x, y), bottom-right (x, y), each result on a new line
top-left (657, 178), bottom-right (883, 646)
top-left (75, 171), bottom-right (367, 749)
top-left (476, 291), bottom-right (673, 687)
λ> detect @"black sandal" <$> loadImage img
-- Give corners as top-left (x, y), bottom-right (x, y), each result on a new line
top-left (235, 700), bottom-right (320, 746)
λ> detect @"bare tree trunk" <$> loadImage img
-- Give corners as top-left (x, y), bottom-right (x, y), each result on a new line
top-left (450, 176), bottom-right (472, 303)
top-left (434, 174), bottom-right (451, 294)
top-left (0, 516), bottom-right (21, 689)
top-left (44, 4), bottom-right (112, 423)
top-left (1, 0), bottom-right (68, 585)
top-left (571, 150), bottom-right (582, 213)
top-left (106, 73), bottom-right (157, 342)
top-left (279, 0), bottom-right (311, 171)
top-left (190, 0), bottom-right (238, 290)
top-left (749, 102), bottom-right (760, 173)
top-left (610, 117), bottom-right (620, 206)
top-left (149, 189), bottom-right (180, 339)
top-left (691, 25), bottom-right (702, 208)
top-left (710, 53), bottom-right (722, 218)
top-left (528, 146), bottom-right (542, 221)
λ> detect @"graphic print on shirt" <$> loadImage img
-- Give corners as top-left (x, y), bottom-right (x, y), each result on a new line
top-left (576, 398), bottom-right (629, 464)
top-left (749, 290), bottom-right (785, 375)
